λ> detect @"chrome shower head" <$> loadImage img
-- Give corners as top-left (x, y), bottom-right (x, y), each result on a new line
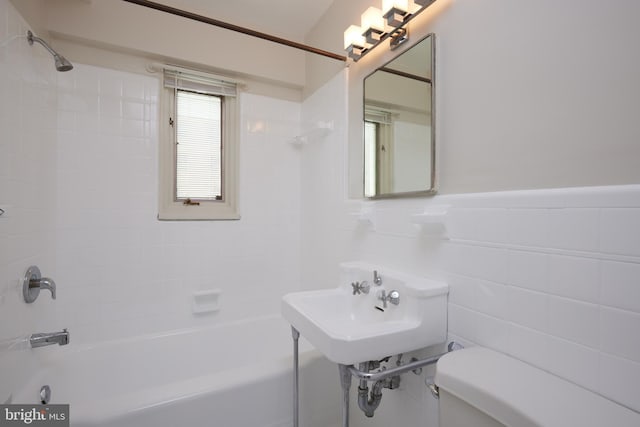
top-left (27, 30), bottom-right (74, 72)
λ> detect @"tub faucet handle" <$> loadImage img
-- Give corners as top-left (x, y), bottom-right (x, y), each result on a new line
top-left (35, 277), bottom-right (56, 299)
top-left (23, 266), bottom-right (56, 303)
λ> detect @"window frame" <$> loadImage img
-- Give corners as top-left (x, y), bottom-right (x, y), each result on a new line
top-left (158, 69), bottom-right (240, 221)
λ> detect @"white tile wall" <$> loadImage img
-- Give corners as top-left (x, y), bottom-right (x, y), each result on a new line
top-left (0, 0), bottom-right (59, 403)
top-left (442, 189), bottom-right (640, 413)
top-left (3, 1), bottom-right (305, 404)
top-left (54, 64), bottom-right (303, 344)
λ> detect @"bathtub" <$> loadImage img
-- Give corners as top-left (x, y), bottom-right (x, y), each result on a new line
top-left (13, 315), bottom-right (340, 427)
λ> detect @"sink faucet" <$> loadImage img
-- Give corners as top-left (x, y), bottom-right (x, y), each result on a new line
top-left (30, 329), bottom-right (69, 348)
top-left (351, 281), bottom-right (370, 295)
top-left (377, 290), bottom-right (400, 308)
top-left (373, 270), bottom-right (383, 286)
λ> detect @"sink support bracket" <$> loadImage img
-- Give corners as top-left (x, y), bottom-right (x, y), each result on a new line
top-left (288, 326), bottom-right (462, 427)
top-left (338, 364), bottom-right (352, 427)
top-left (291, 326), bottom-right (300, 427)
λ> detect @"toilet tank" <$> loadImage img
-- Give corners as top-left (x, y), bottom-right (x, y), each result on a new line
top-left (435, 347), bottom-right (640, 427)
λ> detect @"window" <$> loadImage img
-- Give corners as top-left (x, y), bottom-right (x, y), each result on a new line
top-left (364, 109), bottom-right (394, 197)
top-left (159, 67), bottom-right (239, 220)
top-left (364, 121), bottom-right (377, 197)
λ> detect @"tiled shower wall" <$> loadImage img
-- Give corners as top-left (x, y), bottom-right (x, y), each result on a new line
top-left (1, 0), bottom-right (305, 403)
top-left (0, 0), bottom-right (59, 403)
top-left (54, 63), bottom-right (303, 344)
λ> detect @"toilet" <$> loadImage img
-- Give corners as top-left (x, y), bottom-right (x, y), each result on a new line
top-left (435, 347), bottom-right (640, 427)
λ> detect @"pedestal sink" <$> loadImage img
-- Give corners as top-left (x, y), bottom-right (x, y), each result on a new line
top-left (282, 262), bottom-right (448, 365)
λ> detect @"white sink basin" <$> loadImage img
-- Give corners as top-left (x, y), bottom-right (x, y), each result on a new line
top-left (282, 262), bottom-right (448, 365)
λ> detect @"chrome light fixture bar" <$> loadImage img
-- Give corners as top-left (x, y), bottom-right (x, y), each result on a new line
top-left (344, 0), bottom-right (437, 61)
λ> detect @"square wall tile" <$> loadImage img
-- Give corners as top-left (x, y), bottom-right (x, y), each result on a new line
top-left (507, 324), bottom-right (552, 373)
top-left (547, 208), bottom-right (599, 252)
top-left (600, 307), bottom-right (640, 363)
top-left (546, 334), bottom-right (599, 392)
top-left (601, 261), bottom-right (640, 313)
top-left (506, 286), bottom-right (548, 332)
top-left (545, 295), bottom-right (599, 348)
top-left (507, 209), bottom-right (549, 248)
top-left (447, 273), bottom-right (476, 309)
top-left (548, 255), bottom-right (600, 303)
top-left (600, 208), bottom-right (640, 257)
top-left (448, 304), bottom-right (509, 353)
top-left (599, 353), bottom-right (640, 413)
top-left (507, 250), bottom-right (548, 292)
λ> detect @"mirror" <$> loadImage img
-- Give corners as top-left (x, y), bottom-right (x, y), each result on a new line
top-left (363, 34), bottom-right (435, 198)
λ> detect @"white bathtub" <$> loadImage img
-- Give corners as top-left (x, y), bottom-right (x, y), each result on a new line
top-left (13, 315), bottom-right (340, 427)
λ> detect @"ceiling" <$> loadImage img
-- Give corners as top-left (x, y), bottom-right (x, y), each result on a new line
top-left (155, 0), bottom-right (337, 42)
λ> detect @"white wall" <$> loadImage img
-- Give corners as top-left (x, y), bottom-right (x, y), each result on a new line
top-left (302, 70), bottom-right (640, 427)
top-left (0, 0), bottom-right (59, 403)
top-left (302, 1), bottom-right (640, 423)
top-left (3, 0), bottom-right (640, 423)
top-left (14, 0), bottom-right (307, 94)
top-left (53, 64), bottom-right (303, 344)
top-left (1, 0), bottom-right (305, 403)
top-left (307, 0), bottom-right (640, 195)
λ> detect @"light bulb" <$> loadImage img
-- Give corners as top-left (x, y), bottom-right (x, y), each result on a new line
top-left (382, 0), bottom-right (409, 14)
top-left (344, 25), bottom-right (365, 50)
top-left (361, 7), bottom-right (385, 45)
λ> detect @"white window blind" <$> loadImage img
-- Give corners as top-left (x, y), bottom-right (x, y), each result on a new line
top-left (175, 90), bottom-right (222, 200)
top-left (163, 68), bottom-right (238, 201)
top-left (164, 68), bottom-right (237, 97)
top-left (159, 65), bottom-right (240, 220)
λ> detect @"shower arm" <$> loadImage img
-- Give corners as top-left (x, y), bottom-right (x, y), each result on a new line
top-left (27, 31), bottom-right (56, 56)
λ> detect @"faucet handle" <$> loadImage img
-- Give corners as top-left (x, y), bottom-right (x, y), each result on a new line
top-left (377, 289), bottom-right (400, 308)
top-left (387, 290), bottom-right (400, 305)
top-left (23, 266), bottom-right (56, 303)
top-left (351, 281), bottom-right (370, 295)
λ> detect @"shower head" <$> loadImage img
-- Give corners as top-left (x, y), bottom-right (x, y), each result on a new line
top-left (27, 31), bottom-right (74, 72)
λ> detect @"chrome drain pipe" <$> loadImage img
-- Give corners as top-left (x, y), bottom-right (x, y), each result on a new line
top-left (346, 342), bottom-right (464, 421)
top-left (288, 330), bottom-right (463, 427)
top-left (357, 362), bottom-right (381, 417)
top-left (348, 352), bottom-right (443, 382)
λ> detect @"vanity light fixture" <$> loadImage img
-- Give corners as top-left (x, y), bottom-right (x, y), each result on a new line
top-left (344, 0), bottom-right (437, 61)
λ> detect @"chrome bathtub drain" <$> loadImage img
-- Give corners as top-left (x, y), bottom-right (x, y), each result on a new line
top-left (40, 385), bottom-right (51, 404)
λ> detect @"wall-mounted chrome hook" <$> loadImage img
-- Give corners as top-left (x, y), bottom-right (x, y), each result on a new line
top-left (23, 266), bottom-right (56, 303)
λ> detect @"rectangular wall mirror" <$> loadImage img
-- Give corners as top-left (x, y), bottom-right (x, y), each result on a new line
top-left (363, 33), bottom-right (435, 198)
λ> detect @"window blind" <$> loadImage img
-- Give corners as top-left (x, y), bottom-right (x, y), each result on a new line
top-left (164, 68), bottom-right (237, 97)
top-left (175, 90), bottom-right (222, 200)
top-left (364, 108), bottom-right (392, 125)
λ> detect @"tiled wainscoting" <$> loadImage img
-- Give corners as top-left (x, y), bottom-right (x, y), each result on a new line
top-left (442, 185), bottom-right (640, 413)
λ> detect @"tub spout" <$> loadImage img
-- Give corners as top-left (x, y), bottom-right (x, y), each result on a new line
top-left (30, 329), bottom-right (69, 348)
